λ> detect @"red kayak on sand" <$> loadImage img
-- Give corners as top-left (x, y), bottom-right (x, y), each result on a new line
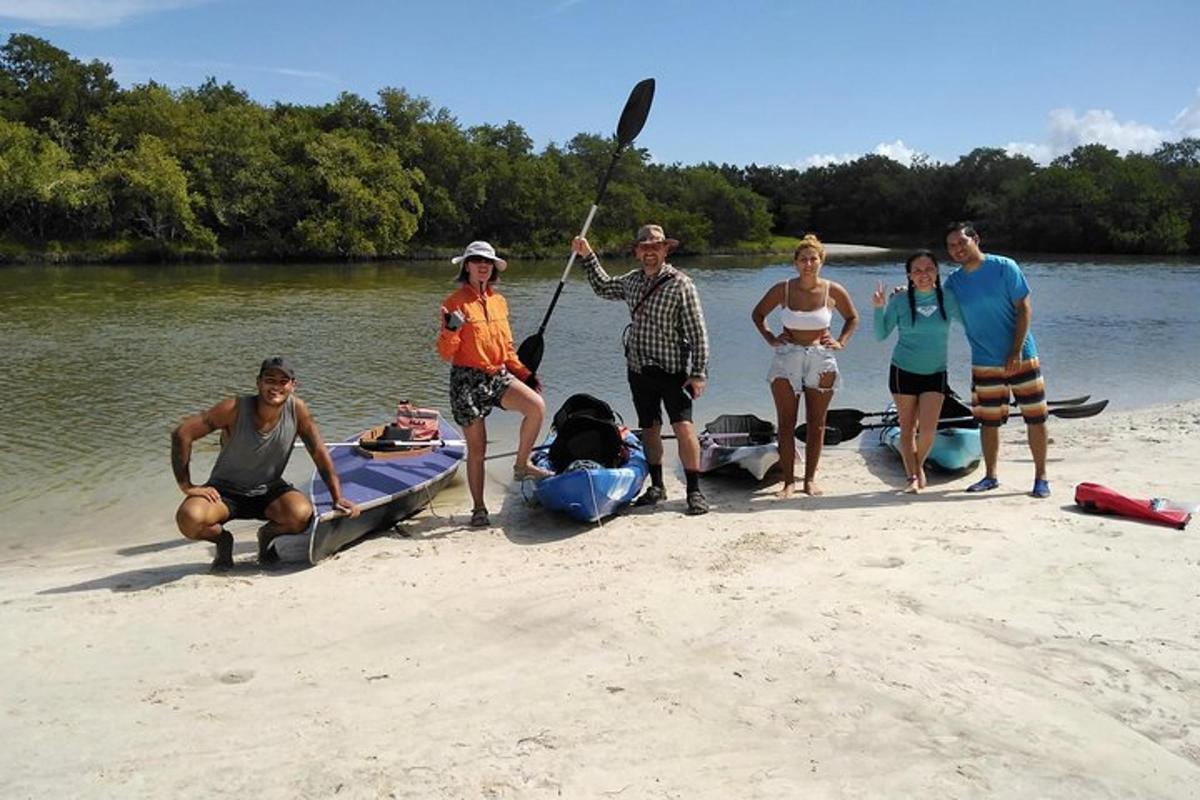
top-left (1074, 482), bottom-right (1193, 530)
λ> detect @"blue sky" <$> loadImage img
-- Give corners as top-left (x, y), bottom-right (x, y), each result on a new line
top-left (3, 0), bottom-right (1199, 168)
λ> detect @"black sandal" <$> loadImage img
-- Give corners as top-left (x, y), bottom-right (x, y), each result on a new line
top-left (686, 490), bottom-right (710, 516)
top-left (211, 529), bottom-right (234, 571)
top-left (469, 507), bottom-right (491, 528)
top-left (634, 485), bottom-right (666, 507)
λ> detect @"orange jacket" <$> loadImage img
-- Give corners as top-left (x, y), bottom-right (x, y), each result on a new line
top-left (437, 284), bottom-right (532, 381)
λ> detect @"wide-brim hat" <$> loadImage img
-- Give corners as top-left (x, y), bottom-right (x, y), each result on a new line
top-left (451, 240), bottom-right (507, 272)
top-left (631, 223), bottom-right (679, 252)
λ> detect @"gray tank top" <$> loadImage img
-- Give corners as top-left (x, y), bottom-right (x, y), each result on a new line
top-left (208, 395), bottom-right (298, 496)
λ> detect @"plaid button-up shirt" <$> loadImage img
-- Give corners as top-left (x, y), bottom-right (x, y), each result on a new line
top-left (581, 253), bottom-right (710, 379)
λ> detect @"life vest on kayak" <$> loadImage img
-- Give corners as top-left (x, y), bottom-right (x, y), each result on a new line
top-left (548, 394), bottom-right (626, 473)
top-left (360, 401), bottom-right (441, 453)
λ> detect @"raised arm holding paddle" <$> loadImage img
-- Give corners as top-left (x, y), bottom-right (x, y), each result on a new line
top-left (516, 77), bottom-right (655, 375)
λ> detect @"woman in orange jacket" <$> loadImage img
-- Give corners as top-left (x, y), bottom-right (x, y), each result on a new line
top-left (438, 241), bottom-right (552, 528)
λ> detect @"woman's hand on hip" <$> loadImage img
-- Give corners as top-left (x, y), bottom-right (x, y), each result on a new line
top-left (819, 331), bottom-right (843, 350)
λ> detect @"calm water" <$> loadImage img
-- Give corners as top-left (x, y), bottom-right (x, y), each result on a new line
top-left (2, 254), bottom-right (1198, 554)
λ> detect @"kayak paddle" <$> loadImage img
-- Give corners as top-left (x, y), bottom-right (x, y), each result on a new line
top-left (800, 399), bottom-right (1110, 444)
top-left (516, 77), bottom-right (656, 374)
top-left (822, 394), bottom-right (1092, 433)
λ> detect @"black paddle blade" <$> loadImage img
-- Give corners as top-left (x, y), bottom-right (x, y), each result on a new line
top-left (1045, 394), bottom-right (1091, 407)
top-left (795, 422), bottom-right (850, 445)
top-left (516, 334), bottom-right (544, 375)
top-left (616, 78), bottom-right (655, 147)
top-left (1047, 398), bottom-right (1108, 418)
top-left (824, 408), bottom-right (868, 432)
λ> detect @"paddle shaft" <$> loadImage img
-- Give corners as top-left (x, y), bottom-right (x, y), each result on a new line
top-left (297, 439), bottom-right (465, 449)
top-left (532, 147), bottom-right (623, 336)
top-left (805, 399), bottom-right (1109, 443)
top-left (829, 394), bottom-right (1092, 425)
top-left (483, 428), bottom-right (747, 463)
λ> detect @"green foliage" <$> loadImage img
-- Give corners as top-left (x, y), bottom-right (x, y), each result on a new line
top-left (102, 134), bottom-right (216, 252)
top-left (293, 130), bottom-right (422, 256)
top-left (2, 33), bottom-right (1198, 260)
top-left (0, 33), bottom-right (119, 148)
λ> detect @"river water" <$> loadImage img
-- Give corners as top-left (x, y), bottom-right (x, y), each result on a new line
top-left (2, 253), bottom-right (1198, 554)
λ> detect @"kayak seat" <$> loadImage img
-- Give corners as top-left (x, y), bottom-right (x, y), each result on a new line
top-left (704, 414), bottom-right (776, 446)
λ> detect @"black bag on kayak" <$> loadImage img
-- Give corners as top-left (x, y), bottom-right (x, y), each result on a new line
top-left (548, 394), bottom-right (624, 472)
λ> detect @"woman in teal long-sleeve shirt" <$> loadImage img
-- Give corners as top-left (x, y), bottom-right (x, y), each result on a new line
top-left (872, 250), bottom-right (960, 492)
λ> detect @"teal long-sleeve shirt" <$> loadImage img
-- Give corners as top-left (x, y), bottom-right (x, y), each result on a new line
top-left (873, 287), bottom-right (961, 375)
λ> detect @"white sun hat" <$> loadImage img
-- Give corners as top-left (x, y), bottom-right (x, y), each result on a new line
top-left (451, 240), bottom-right (507, 272)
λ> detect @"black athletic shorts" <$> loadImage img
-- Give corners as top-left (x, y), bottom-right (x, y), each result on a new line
top-left (628, 366), bottom-right (694, 429)
top-left (888, 364), bottom-right (948, 396)
top-left (209, 481), bottom-right (298, 521)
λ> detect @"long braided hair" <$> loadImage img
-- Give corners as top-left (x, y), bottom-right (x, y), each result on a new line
top-left (905, 250), bottom-right (946, 325)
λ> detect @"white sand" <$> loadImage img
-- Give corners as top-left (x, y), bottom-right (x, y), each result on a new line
top-left (2, 401), bottom-right (1198, 798)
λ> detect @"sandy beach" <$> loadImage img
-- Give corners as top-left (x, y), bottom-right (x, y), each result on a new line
top-left (2, 400), bottom-right (1198, 798)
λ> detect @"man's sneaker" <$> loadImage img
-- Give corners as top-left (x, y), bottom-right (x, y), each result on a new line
top-left (634, 485), bottom-right (666, 507)
top-left (966, 476), bottom-right (1000, 493)
top-left (686, 490), bottom-right (710, 516)
top-left (257, 525), bottom-right (279, 564)
top-left (1031, 478), bottom-right (1051, 499)
top-left (212, 529), bottom-right (234, 571)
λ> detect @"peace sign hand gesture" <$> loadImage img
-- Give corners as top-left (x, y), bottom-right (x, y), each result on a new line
top-left (871, 279), bottom-right (887, 308)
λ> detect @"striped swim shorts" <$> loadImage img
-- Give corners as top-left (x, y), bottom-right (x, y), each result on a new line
top-left (971, 357), bottom-right (1047, 427)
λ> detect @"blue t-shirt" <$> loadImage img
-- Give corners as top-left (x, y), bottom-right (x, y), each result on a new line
top-left (873, 287), bottom-right (961, 375)
top-left (943, 254), bottom-right (1037, 367)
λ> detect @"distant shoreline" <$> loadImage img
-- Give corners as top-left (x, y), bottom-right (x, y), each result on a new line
top-left (0, 241), bottom-right (900, 267)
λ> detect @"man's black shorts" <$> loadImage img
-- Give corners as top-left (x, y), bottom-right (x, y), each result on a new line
top-left (888, 364), bottom-right (948, 396)
top-left (208, 481), bottom-right (298, 521)
top-left (627, 366), bottom-right (693, 429)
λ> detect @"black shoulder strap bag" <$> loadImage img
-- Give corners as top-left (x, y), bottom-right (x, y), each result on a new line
top-left (622, 273), bottom-right (674, 360)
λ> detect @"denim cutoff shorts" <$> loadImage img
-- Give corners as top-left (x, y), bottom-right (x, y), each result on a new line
top-left (767, 343), bottom-right (841, 393)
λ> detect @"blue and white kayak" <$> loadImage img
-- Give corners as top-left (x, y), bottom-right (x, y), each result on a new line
top-left (880, 401), bottom-right (981, 473)
top-left (530, 430), bottom-right (649, 522)
top-left (306, 417), bottom-right (464, 563)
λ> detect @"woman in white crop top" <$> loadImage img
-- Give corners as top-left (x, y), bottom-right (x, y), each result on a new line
top-left (751, 234), bottom-right (859, 497)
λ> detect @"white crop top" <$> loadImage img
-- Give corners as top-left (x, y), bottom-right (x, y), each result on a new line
top-left (779, 279), bottom-right (833, 329)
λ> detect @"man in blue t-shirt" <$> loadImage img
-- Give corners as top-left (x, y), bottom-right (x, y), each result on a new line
top-left (943, 222), bottom-right (1050, 499)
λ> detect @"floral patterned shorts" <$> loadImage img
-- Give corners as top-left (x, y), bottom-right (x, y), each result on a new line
top-left (449, 365), bottom-right (512, 426)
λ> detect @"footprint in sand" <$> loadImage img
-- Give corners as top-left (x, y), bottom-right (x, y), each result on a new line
top-left (859, 556), bottom-right (904, 569)
top-left (218, 669), bottom-right (255, 685)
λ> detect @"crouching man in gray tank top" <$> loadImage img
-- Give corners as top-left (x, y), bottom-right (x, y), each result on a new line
top-left (171, 357), bottom-right (359, 569)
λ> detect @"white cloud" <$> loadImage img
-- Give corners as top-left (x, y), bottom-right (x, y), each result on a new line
top-left (1000, 140), bottom-right (1053, 163)
top-left (798, 151), bottom-right (858, 169)
top-left (796, 138), bottom-right (922, 170)
top-left (107, 56), bottom-right (336, 86)
top-left (1047, 109), bottom-right (1165, 154)
top-left (873, 139), bottom-right (918, 165)
top-left (1005, 107), bottom-right (1167, 163)
top-left (0, 0), bottom-right (210, 28)
top-left (1173, 90), bottom-right (1200, 137)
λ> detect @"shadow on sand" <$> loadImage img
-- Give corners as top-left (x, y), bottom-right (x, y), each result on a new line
top-left (38, 540), bottom-right (308, 595)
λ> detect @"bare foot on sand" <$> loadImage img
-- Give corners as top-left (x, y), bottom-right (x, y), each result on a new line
top-left (776, 482), bottom-right (796, 499)
top-left (904, 476), bottom-right (921, 494)
top-left (803, 480), bottom-right (823, 496)
top-left (513, 462), bottom-right (554, 481)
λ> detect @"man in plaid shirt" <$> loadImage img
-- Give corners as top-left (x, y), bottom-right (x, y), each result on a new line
top-left (571, 223), bottom-right (711, 515)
